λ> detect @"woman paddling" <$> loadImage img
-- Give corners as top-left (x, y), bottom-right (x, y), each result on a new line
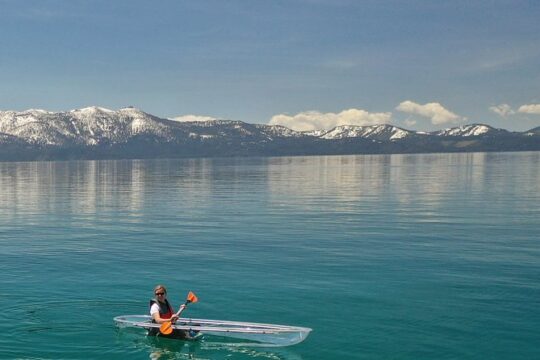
top-left (148, 284), bottom-right (189, 339)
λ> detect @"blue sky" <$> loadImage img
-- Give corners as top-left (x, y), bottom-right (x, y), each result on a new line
top-left (1, 0), bottom-right (539, 131)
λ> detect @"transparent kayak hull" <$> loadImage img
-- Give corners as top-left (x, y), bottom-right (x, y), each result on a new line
top-left (114, 315), bottom-right (311, 347)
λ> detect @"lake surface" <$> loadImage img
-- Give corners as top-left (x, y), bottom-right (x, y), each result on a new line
top-left (0, 152), bottom-right (539, 359)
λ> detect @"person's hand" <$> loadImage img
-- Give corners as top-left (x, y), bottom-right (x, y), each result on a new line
top-left (170, 315), bottom-right (179, 323)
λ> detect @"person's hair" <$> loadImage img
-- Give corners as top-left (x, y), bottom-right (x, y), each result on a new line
top-left (154, 285), bottom-right (167, 294)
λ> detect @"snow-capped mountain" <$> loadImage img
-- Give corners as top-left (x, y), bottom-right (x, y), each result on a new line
top-left (523, 126), bottom-right (540, 136)
top-left (0, 106), bottom-right (173, 146)
top-left (319, 124), bottom-right (415, 141)
top-left (433, 124), bottom-right (507, 137)
top-left (0, 107), bottom-right (538, 161)
top-left (255, 124), bottom-right (306, 138)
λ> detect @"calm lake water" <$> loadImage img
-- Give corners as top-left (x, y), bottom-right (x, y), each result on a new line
top-left (0, 152), bottom-right (539, 359)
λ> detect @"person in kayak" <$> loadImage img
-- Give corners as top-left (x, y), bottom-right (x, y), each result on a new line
top-left (148, 284), bottom-right (189, 339)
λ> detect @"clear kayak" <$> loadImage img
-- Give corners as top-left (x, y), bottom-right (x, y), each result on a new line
top-left (114, 315), bottom-right (311, 347)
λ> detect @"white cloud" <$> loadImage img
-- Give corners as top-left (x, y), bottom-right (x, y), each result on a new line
top-left (170, 115), bottom-right (217, 122)
top-left (404, 119), bottom-right (417, 127)
top-left (489, 104), bottom-right (515, 117)
top-left (396, 100), bottom-right (462, 125)
top-left (268, 108), bottom-right (392, 131)
top-left (518, 104), bottom-right (540, 114)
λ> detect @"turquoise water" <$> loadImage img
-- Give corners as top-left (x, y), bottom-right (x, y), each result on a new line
top-left (1, 152), bottom-right (539, 359)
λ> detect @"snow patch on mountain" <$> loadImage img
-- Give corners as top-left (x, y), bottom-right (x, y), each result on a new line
top-left (303, 129), bottom-right (327, 137)
top-left (435, 124), bottom-right (495, 137)
top-left (70, 106), bottom-right (115, 115)
top-left (320, 125), bottom-right (413, 140)
top-left (256, 124), bottom-right (305, 138)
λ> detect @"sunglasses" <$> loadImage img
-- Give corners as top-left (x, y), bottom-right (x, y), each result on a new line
top-left (155, 292), bottom-right (166, 296)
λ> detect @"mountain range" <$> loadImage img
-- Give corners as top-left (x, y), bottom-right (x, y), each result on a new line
top-left (0, 106), bottom-right (539, 161)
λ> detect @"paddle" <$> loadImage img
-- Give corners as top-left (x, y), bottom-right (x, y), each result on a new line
top-left (159, 291), bottom-right (198, 335)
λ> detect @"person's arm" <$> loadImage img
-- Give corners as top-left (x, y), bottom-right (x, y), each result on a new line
top-left (150, 304), bottom-right (174, 324)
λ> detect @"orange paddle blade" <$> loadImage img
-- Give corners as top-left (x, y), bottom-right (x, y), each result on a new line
top-left (160, 321), bottom-right (173, 335)
top-left (186, 291), bottom-right (198, 304)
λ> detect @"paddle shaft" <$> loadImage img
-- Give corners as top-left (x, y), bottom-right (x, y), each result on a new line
top-left (172, 299), bottom-right (192, 318)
